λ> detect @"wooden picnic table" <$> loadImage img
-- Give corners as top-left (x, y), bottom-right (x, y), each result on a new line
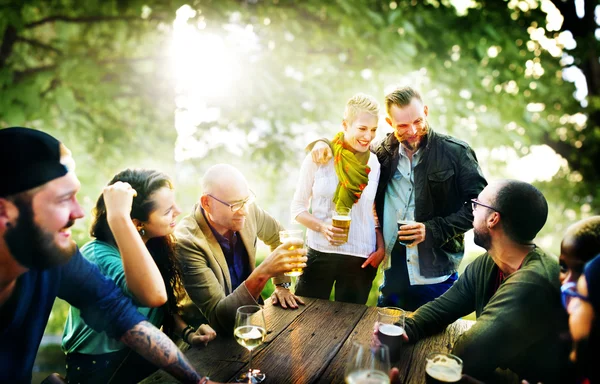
top-left (141, 297), bottom-right (516, 383)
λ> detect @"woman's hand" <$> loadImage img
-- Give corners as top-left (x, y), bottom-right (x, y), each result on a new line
top-left (319, 222), bottom-right (346, 246)
top-left (187, 324), bottom-right (217, 347)
top-left (103, 181), bottom-right (137, 220)
top-left (362, 247), bottom-right (385, 268)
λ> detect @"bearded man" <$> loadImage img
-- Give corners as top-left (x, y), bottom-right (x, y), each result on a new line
top-left (310, 86), bottom-right (487, 310)
top-left (0, 127), bottom-right (214, 384)
top-left (402, 180), bottom-right (571, 383)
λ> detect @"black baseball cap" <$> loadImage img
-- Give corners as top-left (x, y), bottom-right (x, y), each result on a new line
top-left (0, 127), bottom-right (69, 197)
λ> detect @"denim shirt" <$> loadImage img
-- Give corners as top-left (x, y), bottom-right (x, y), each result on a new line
top-left (383, 145), bottom-right (451, 285)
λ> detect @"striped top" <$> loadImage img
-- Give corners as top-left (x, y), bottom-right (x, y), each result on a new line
top-left (291, 153), bottom-right (380, 258)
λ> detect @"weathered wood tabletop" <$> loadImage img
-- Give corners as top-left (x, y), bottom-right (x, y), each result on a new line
top-left (141, 297), bottom-right (508, 383)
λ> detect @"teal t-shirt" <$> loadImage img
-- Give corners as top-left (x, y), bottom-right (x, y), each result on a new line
top-left (62, 240), bottom-right (164, 354)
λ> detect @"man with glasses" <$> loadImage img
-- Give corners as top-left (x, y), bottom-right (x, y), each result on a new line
top-left (175, 164), bottom-right (307, 333)
top-left (402, 180), bottom-right (570, 382)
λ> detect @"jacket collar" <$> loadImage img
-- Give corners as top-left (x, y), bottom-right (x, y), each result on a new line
top-left (192, 203), bottom-right (256, 291)
top-left (193, 204), bottom-right (234, 292)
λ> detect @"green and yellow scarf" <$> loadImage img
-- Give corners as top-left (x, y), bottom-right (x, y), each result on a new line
top-left (331, 132), bottom-right (371, 211)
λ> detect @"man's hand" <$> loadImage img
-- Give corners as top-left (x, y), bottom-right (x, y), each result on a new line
top-left (188, 324), bottom-right (217, 347)
top-left (389, 367), bottom-right (401, 384)
top-left (271, 286), bottom-right (305, 309)
top-left (260, 239), bottom-right (308, 277)
top-left (310, 141), bottom-right (333, 165)
top-left (362, 247), bottom-right (385, 268)
top-left (103, 181), bottom-right (137, 220)
top-left (398, 222), bottom-right (426, 248)
top-left (319, 222), bottom-right (347, 246)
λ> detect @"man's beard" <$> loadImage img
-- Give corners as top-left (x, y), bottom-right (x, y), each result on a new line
top-left (395, 122), bottom-right (428, 152)
top-left (4, 197), bottom-right (77, 270)
top-left (474, 226), bottom-right (492, 250)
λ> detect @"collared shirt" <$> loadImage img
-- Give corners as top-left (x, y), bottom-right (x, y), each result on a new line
top-left (383, 144), bottom-right (451, 285)
top-left (203, 209), bottom-right (250, 291)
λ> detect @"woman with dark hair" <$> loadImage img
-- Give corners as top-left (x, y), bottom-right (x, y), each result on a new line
top-left (61, 169), bottom-right (216, 383)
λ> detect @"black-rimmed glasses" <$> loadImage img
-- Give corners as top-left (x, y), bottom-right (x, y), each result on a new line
top-left (561, 281), bottom-right (590, 310)
top-left (471, 199), bottom-right (502, 214)
top-left (207, 190), bottom-right (256, 213)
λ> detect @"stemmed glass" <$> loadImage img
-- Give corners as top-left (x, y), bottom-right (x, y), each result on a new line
top-left (345, 342), bottom-right (391, 384)
top-left (234, 305), bottom-right (267, 383)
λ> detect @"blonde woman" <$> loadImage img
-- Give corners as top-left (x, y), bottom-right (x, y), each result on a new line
top-left (290, 94), bottom-right (385, 304)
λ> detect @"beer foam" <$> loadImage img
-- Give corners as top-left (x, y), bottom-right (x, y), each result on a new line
top-left (425, 356), bottom-right (462, 382)
top-left (333, 215), bottom-right (351, 221)
top-left (378, 323), bottom-right (404, 336)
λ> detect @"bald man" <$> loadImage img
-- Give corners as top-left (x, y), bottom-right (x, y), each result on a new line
top-left (175, 164), bottom-right (307, 332)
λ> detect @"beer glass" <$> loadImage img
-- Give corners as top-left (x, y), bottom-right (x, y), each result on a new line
top-left (345, 342), bottom-right (391, 384)
top-left (397, 210), bottom-right (416, 246)
top-left (234, 305), bottom-right (267, 383)
top-left (332, 207), bottom-right (352, 243)
top-left (279, 229), bottom-right (305, 277)
top-left (425, 352), bottom-right (463, 384)
top-left (376, 307), bottom-right (405, 362)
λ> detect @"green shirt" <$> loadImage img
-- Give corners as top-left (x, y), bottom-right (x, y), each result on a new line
top-left (404, 247), bottom-right (570, 383)
top-left (62, 240), bottom-right (164, 355)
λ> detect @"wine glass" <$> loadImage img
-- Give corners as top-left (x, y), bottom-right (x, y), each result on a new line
top-left (234, 305), bottom-right (267, 383)
top-left (345, 342), bottom-right (391, 384)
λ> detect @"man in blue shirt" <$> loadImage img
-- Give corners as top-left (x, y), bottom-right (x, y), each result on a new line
top-left (0, 127), bottom-right (214, 384)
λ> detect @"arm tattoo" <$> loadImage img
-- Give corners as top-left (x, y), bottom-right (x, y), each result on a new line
top-left (121, 321), bottom-right (202, 383)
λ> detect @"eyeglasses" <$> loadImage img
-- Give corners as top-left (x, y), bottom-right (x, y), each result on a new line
top-left (561, 281), bottom-right (589, 310)
top-left (471, 199), bottom-right (502, 215)
top-left (207, 190), bottom-right (256, 213)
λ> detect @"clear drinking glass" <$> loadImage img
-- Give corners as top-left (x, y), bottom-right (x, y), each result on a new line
top-left (376, 307), bottom-right (406, 363)
top-left (425, 352), bottom-right (463, 384)
top-left (234, 305), bottom-right (267, 383)
top-left (332, 207), bottom-right (352, 243)
top-left (279, 229), bottom-right (305, 277)
top-left (345, 342), bottom-right (391, 384)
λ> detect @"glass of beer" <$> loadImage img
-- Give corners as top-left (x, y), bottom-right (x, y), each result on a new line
top-left (376, 307), bottom-right (405, 363)
top-left (345, 342), bottom-right (391, 384)
top-left (333, 207), bottom-right (352, 243)
top-left (279, 229), bottom-right (305, 277)
top-left (397, 210), bottom-right (416, 246)
top-left (425, 352), bottom-right (463, 384)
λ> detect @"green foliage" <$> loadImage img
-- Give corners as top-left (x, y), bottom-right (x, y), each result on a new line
top-left (1, 0), bottom-right (598, 341)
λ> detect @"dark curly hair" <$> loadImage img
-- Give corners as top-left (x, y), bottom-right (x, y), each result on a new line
top-left (90, 168), bottom-right (183, 334)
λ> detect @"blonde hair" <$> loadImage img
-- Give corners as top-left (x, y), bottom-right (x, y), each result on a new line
top-left (343, 93), bottom-right (380, 125)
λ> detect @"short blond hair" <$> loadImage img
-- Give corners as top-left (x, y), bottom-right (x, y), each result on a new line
top-left (343, 93), bottom-right (380, 125)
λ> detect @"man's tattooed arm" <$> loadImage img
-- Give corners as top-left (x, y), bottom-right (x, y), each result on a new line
top-left (120, 321), bottom-right (211, 384)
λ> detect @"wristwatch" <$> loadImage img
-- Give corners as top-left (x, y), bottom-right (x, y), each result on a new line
top-left (275, 282), bottom-right (292, 289)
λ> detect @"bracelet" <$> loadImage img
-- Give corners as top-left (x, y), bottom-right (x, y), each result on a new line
top-left (181, 325), bottom-right (194, 344)
top-left (198, 376), bottom-right (210, 384)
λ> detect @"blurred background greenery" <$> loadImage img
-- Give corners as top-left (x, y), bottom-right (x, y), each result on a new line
top-left (2, 0), bottom-right (598, 380)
